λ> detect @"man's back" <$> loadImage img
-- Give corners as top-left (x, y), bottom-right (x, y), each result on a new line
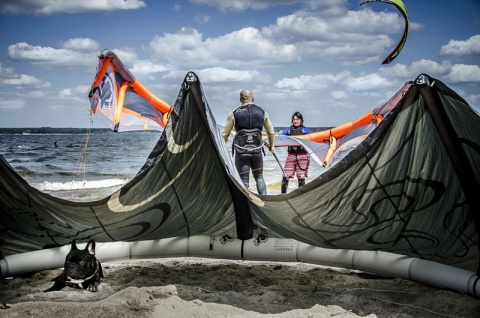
top-left (233, 104), bottom-right (265, 131)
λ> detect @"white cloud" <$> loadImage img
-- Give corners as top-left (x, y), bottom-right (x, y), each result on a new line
top-left (149, 27), bottom-right (300, 69)
top-left (381, 60), bottom-right (452, 79)
top-left (58, 86), bottom-right (85, 98)
top-left (330, 90), bottom-right (348, 100)
top-left (6, 42), bottom-right (137, 71)
top-left (0, 99), bottom-right (26, 110)
top-left (74, 85), bottom-right (91, 94)
top-left (276, 75), bottom-right (322, 90)
top-left (66, 3), bottom-right (399, 79)
top-left (0, 63), bottom-right (14, 75)
top-left (446, 64), bottom-right (480, 83)
top-left (108, 48), bottom-right (138, 66)
top-left (261, 8), bottom-right (406, 65)
top-left (342, 73), bottom-right (395, 92)
top-left (468, 94), bottom-right (480, 103)
top-left (188, 0), bottom-right (293, 13)
top-left (275, 71), bottom-right (349, 90)
top-left (379, 60), bottom-right (480, 84)
top-left (149, 28), bottom-right (209, 68)
top-left (0, 0), bottom-right (146, 15)
top-left (189, 0), bottom-right (348, 14)
top-left (1, 74), bottom-right (50, 88)
top-left (49, 105), bottom-right (66, 111)
top-left (62, 38), bottom-right (100, 51)
top-left (197, 67), bottom-right (271, 83)
top-left (171, 4), bottom-right (182, 12)
top-left (181, 3), bottom-right (414, 67)
top-left (8, 42), bottom-right (98, 68)
top-left (326, 100), bottom-right (357, 110)
top-left (467, 94), bottom-right (480, 113)
top-left (55, 85), bottom-right (91, 103)
top-left (131, 60), bottom-right (171, 75)
top-left (212, 27), bottom-right (299, 65)
top-left (302, 0), bottom-right (348, 14)
top-left (23, 90), bottom-right (47, 98)
top-left (195, 12), bottom-right (210, 24)
top-left (440, 35), bottom-right (480, 56)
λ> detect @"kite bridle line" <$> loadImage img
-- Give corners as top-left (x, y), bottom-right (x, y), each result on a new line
top-left (264, 142), bottom-right (284, 175)
top-left (72, 108), bottom-right (94, 190)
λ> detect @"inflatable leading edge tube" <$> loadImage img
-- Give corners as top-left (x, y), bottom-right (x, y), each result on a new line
top-left (1, 236), bottom-right (479, 298)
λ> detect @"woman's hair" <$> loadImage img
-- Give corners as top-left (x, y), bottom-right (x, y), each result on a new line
top-left (291, 111), bottom-right (303, 125)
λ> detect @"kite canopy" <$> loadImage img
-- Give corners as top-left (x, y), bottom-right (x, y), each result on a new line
top-left (88, 50), bottom-right (172, 132)
top-left (360, 0), bottom-right (410, 64)
top-left (1, 72), bottom-right (480, 297)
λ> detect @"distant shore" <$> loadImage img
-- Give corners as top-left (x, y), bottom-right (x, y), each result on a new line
top-left (0, 126), bottom-right (333, 135)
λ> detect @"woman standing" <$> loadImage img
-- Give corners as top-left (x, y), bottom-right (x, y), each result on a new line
top-left (281, 112), bottom-right (311, 193)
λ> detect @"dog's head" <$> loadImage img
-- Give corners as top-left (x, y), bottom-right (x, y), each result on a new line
top-left (63, 239), bottom-right (98, 280)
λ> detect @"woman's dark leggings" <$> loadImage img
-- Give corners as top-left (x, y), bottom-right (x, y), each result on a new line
top-left (235, 152), bottom-right (267, 194)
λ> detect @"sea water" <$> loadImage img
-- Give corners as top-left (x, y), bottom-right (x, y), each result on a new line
top-left (0, 129), bottom-right (323, 201)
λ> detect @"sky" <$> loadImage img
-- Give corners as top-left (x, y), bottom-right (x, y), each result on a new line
top-left (0, 0), bottom-right (479, 129)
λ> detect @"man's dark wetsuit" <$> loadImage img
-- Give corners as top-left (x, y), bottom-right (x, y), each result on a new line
top-left (222, 103), bottom-right (275, 195)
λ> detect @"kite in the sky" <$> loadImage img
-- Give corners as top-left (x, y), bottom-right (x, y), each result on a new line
top-left (360, 0), bottom-right (410, 64)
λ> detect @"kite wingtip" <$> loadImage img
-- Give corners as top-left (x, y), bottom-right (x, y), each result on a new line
top-left (381, 57), bottom-right (392, 65)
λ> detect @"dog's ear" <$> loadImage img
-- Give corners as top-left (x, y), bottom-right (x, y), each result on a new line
top-left (71, 239), bottom-right (78, 250)
top-left (86, 239), bottom-right (96, 256)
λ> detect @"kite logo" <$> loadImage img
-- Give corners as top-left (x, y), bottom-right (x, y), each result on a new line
top-left (219, 235), bottom-right (235, 245)
top-left (186, 72), bottom-right (196, 83)
top-left (415, 74), bottom-right (434, 87)
top-left (99, 75), bottom-right (114, 110)
top-left (253, 234), bottom-right (268, 246)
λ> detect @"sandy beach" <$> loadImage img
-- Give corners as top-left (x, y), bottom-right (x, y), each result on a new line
top-left (1, 257), bottom-right (479, 318)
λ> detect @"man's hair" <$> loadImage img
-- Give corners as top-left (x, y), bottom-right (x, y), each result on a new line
top-left (240, 89), bottom-right (253, 102)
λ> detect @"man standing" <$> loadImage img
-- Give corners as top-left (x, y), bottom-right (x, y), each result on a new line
top-left (222, 89), bottom-right (275, 195)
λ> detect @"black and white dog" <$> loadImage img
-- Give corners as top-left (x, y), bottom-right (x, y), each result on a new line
top-left (44, 239), bottom-right (103, 292)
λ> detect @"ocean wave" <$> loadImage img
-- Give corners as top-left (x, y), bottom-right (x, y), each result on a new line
top-left (14, 166), bottom-right (46, 177)
top-left (33, 178), bottom-right (129, 192)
